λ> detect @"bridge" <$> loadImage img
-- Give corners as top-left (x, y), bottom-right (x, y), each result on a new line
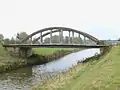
top-left (3, 44), bottom-right (108, 48)
top-left (3, 27), bottom-right (108, 57)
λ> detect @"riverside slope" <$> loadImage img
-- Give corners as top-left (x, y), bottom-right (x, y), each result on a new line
top-left (33, 46), bottom-right (120, 90)
top-left (0, 45), bottom-right (74, 73)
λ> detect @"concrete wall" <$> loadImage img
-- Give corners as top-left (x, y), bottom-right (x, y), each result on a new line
top-left (18, 47), bottom-right (32, 57)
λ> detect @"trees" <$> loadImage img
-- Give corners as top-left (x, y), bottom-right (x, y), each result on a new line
top-left (10, 37), bottom-right (16, 44)
top-left (44, 37), bottom-right (50, 44)
top-left (17, 32), bottom-right (28, 40)
top-left (4, 38), bottom-right (10, 44)
top-left (0, 32), bottom-right (29, 44)
top-left (52, 35), bottom-right (60, 43)
top-left (0, 34), bottom-right (4, 44)
top-left (16, 32), bottom-right (28, 43)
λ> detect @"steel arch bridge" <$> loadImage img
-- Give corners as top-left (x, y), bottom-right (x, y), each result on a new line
top-left (21, 27), bottom-right (100, 45)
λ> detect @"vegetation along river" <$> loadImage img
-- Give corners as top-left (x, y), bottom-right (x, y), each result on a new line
top-left (0, 48), bottom-right (100, 90)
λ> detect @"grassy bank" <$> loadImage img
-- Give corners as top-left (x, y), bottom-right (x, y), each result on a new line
top-left (28, 48), bottom-right (79, 65)
top-left (0, 45), bottom-right (76, 73)
top-left (33, 48), bottom-right (74, 55)
top-left (33, 46), bottom-right (120, 90)
top-left (0, 45), bottom-right (27, 73)
top-left (27, 49), bottom-right (75, 65)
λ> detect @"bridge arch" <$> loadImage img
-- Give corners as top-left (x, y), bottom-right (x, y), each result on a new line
top-left (21, 27), bottom-right (99, 44)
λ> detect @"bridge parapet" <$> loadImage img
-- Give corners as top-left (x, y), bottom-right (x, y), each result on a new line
top-left (3, 44), bottom-right (109, 57)
top-left (3, 44), bottom-right (109, 48)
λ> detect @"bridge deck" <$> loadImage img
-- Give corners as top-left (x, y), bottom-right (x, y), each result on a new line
top-left (2, 44), bottom-right (109, 48)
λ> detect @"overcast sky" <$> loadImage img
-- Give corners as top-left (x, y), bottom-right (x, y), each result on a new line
top-left (0, 0), bottom-right (120, 40)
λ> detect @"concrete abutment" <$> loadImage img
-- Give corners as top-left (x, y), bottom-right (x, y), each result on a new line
top-left (18, 47), bottom-right (33, 57)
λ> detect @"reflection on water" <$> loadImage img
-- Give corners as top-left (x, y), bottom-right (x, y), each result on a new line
top-left (0, 48), bottom-right (100, 90)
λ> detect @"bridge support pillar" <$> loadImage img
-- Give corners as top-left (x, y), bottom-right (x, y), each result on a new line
top-left (84, 36), bottom-right (86, 44)
top-left (50, 30), bottom-right (52, 44)
top-left (72, 31), bottom-right (74, 44)
top-left (69, 31), bottom-right (71, 44)
top-left (79, 34), bottom-right (82, 44)
top-left (40, 32), bottom-right (43, 44)
top-left (60, 29), bottom-right (63, 44)
top-left (18, 47), bottom-right (32, 57)
top-left (59, 30), bottom-right (61, 43)
top-left (30, 37), bottom-right (32, 44)
top-left (79, 34), bottom-right (80, 38)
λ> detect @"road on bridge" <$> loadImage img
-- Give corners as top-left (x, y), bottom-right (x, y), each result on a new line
top-left (3, 44), bottom-right (109, 48)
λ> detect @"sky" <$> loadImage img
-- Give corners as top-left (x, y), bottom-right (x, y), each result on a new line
top-left (0, 0), bottom-right (120, 40)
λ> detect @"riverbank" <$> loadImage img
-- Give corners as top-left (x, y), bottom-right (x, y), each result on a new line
top-left (0, 45), bottom-right (27, 73)
top-left (27, 48), bottom-right (76, 65)
top-left (32, 46), bottom-right (117, 90)
top-left (0, 45), bottom-right (76, 73)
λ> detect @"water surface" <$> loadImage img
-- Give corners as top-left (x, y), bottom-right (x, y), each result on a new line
top-left (0, 48), bottom-right (100, 90)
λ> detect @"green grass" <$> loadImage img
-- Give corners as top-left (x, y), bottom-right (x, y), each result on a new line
top-left (33, 48), bottom-right (74, 54)
top-left (0, 45), bottom-right (26, 72)
top-left (0, 45), bottom-right (23, 62)
top-left (33, 46), bottom-right (120, 90)
top-left (0, 45), bottom-right (8, 55)
top-left (0, 45), bottom-right (14, 62)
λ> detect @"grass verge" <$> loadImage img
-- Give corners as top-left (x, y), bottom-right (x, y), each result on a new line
top-left (32, 46), bottom-right (120, 90)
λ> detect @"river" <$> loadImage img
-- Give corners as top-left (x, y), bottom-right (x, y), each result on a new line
top-left (0, 48), bottom-right (100, 90)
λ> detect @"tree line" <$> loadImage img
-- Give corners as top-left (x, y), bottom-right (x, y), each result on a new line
top-left (0, 32), bottom-right (28, 44)
top-left (0, 32), bottom-right (96, 45)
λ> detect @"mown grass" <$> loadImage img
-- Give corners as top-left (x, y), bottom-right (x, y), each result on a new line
top-left (33, 48), bottom-right (74, 54)
top-left (33, 46), bottom-right (120, 90)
